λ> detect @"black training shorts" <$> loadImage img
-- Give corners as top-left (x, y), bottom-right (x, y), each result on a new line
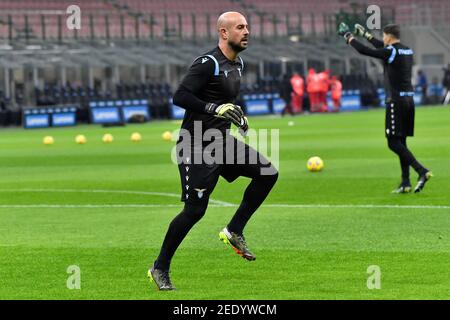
top-left (385, 97), bottom-right (415, 137)
top-left (176, 136), bottom-right (276, 204)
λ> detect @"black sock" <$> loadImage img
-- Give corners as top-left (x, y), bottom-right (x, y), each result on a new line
top-left (154, 202), bottom-right (208, 271)
top-left (400, 137), bottom-right (410, 184)
top-left (387, 136), bottom-right (427, 177)
top-left (400, 158), bottom-right (411, 184)
top-left (227, 171), bottom-right (278, 235)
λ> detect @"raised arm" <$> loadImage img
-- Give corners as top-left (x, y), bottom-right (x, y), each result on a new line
top-left (354, 23), bottom-right (384, 48)
top-left (338, 22), bottom-right (394, 62)
top-left (349, 38), bottom-right (393, 62)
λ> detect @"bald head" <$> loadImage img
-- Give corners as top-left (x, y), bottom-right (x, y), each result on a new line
top-left (217, 11), bottom-right (245, 30)
top-left (217, 11), bottom-right (249, 54)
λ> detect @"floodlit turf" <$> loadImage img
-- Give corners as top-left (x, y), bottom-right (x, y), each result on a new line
top-left (0, 106), bottom-right (449, 300)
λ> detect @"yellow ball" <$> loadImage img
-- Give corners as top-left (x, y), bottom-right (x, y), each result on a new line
top-left (75, 134), bottom-right (87, 144)
top-left (162, 131), bottom-right (172, 141)
top-left (43, 136), bottom-right (54, 145)
top-left (102, 133), bottom-right (114, 143)
top-left (307, 156), bottom-right (324, 172)
top-left (131, 132), bottom-right (142, 142)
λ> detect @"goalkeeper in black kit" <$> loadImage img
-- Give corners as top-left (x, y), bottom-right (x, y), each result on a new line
top-left (147, 12), bottom-right (278, 291)
top-left (338, 22), bottom-right (432, 194)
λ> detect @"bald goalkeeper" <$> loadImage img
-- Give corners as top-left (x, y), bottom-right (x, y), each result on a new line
top-left (147, 12), bottom-right (278, 291)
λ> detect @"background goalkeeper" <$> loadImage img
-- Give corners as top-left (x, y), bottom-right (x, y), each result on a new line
top-left (338, 22), bottom-right (432, 194)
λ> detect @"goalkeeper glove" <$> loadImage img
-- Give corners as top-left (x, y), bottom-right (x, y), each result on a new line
top-left (354, 23), bottom-right (373, 40)
top-left (238, 116), bottom-right (249, 137)
top-left (205, 102), bottom-right (244, 128)
top-left (337, 22), bottom-right (353, 43)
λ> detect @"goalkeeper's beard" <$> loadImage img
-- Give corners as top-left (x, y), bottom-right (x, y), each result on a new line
top-left (228, 39), bottom-right (247, 53)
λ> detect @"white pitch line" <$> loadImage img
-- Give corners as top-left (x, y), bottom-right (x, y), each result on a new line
top-left (0, 188), bottom-right (234, 207)
top-left (0, 189), bottom-right (448, 210)
top-left (0, 204), bottom-right (449, 210)
top-left (0, 204), bottom-right (229, 208)
top-left (0, 204), bottom-right (181, 208)
top-left (264, 204), bottom-right (450, 210)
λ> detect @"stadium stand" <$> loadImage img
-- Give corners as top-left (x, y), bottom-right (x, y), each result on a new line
top-left (0, 0), bottom-right (449, 126)
top-left (0, 0), bottom-right (449, 40)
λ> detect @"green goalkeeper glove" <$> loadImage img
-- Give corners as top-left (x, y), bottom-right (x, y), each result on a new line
top-left (354, 23), bottom-right (374, 40)
top-left (205, 103), bottom-right (245, 128)
top-left (337, 22), bottom-right (352, 43)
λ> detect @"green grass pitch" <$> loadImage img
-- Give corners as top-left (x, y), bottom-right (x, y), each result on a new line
top-left (0, 106), bottom-right (449, 300)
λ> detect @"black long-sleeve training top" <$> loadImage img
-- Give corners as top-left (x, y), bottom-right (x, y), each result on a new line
top-left (350, 37), bottom-right (414, 102)
top-left (173, 46), bottom-right (244, 134)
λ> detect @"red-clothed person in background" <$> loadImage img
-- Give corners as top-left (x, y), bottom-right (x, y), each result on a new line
top-left (330, 75), bottom-right (343, 112)
top-left (317, 70), bottom-right (330, 112)
top-left (290, 72), bottom-right (304, 113)
top-left (307, 68), bottom-right (321, 112)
